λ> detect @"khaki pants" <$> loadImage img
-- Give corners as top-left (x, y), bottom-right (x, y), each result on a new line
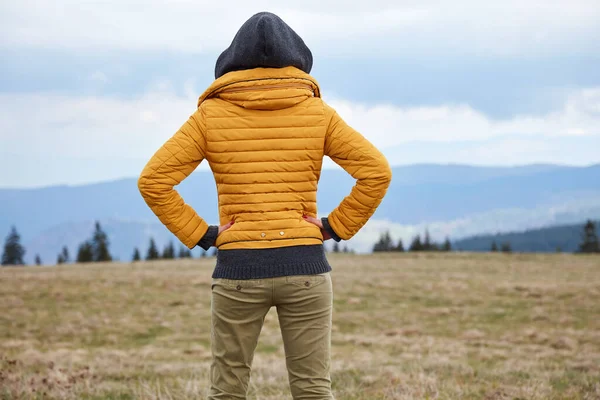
top-left (209, 272), bottom-right (334, 399)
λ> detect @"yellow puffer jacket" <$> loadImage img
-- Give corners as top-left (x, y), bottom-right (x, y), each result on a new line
top-left (138, 67), bottom-right (392, 250)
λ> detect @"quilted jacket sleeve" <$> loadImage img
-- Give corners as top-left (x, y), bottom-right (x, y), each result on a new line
top-left (138, 109), bottom-right (209, 249)
top-left (323, 103), bottom-right (392, 240)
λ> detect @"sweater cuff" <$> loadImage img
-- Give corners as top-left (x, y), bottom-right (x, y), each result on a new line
top-left (321, 217), bottom-right (342, 242)
top-left (197, 225), bottom-right (219, 250)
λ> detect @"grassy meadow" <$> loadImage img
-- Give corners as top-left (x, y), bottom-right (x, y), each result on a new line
top-left (1, 253), bottom-right (599, 399)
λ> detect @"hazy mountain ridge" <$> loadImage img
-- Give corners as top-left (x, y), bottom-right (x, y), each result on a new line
top-left (1, 164), bottom-right (599, 262)
top-left (453, 220), bottom-right (600, 253)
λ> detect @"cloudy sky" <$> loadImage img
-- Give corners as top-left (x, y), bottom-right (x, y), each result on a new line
top-left (1, 0), bottom-right (599, 188)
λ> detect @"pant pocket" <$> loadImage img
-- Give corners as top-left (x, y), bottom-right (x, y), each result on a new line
top-left (285, 273), bottom-right (327, 289)
top-left (217, 278), bottom-right (264, 291)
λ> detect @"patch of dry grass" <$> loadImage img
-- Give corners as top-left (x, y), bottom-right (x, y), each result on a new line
top-left (1, 253), bottom-right (599, 399)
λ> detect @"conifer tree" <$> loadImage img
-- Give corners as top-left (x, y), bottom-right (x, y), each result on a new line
top-left (332, 242), bottom-right (340, 253)
top-left (146, 238), bottom-right (160, 260)
top-left (132, 248), bottom-right (141, 262)
top-left (162, 241), bottom-right (175, 259)
top-left (373, 231), bottom-right (394, 252)
top-left (491, 241), bottom-right (498, 252)
top-left (1, 226), bottom-right (26, 266)
top-left (178, 246), bottom-right (192, 258)
top-left (91, 222), bottom-right (112, 262)
top-left (442, 237), bottom-right (452, 252)
top-left (60, 246), bottom-right (70, 263)
top-left (35, 254), bottom-right (42, 266)
top-left (423, 230), bottom-right (433, 251)
top-left (409, 235), bottom-right (423, 252)
top-left (395, 239), bottom-right (405, 252)
top-left (579, 220), bottom-right (600, 253)
top-left (76, 241), bottom-right (94, 263)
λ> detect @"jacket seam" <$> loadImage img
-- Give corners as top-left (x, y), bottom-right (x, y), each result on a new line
top-left (218, 236), bottom-right (323, 246)
top-left (218, 179), bottom-right (317, 185)
top-left (213, 170), bottom-right (318, 175)
top-left (207, 148), bottom-right (322, 154)
top-left (206, 114), bottom-right (322, 119)
top-left (207, 136), bottom-right (323, 142)
top-left (219, 190), bottom-right (316, 196)
top-left (219, 200), bottom-right (316, 206)
top-left (209, 159), bottom-right (319, 165)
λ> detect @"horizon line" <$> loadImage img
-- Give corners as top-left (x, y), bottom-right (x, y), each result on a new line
top-left (1, 161), bottom-right (598, 191)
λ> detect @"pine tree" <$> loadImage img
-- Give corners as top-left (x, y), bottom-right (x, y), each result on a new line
top-left (442, 237), bottom-right (452, 252)
top-left (1, 226), bottom-right (26, 266)
top-left (60, 246), bottom-right (70, 263)
top-left (132, 248), bottom-right (141, 262)
top-left (162, 241), bottom-right (175, 259)
top-left (146, 238), bottom-right (160, 260)
top-left (501, 242), bottom-right (512, 253)
top-left (579, 220), bottom-right (600, 253)
top-left (491, 241), bottom-right (498, 252)
top-left (408, 235), bottom-right (423, 252)
top-left (395, 239), bottom-right (405, 252)
top-left (91, 222), bottom-right (112, 262)
top-left (423, 230), bottom-right (433, 251)
top-left (57, 254), bottom-right (65, 264)
top-left (332, 242), bottom-right (340, 253)
top-left (35, 254), bottom-right (42, 266)
top-left (178, 246), bottom-right (193, 258)
top-left (373, 231), bottom-right (394, 252)
top-left (342, 245), bottom-right (349, 253)
top-left (76, 241), bottom-right (94, 263)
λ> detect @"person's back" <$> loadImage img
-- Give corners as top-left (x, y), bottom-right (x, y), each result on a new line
top-left (201, 67), bottom-right (330, 260)
top-left (138, 12), bottom-right (391, 399)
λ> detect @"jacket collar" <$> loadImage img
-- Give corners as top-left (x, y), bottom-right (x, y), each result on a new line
top-left (198, 67), bottom-right (321, 108)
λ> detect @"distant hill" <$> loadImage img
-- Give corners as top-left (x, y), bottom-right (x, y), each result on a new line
top-left (1, 163), bottom-right (599, 262)
top-left (453, 221), bottom-right (599, 253)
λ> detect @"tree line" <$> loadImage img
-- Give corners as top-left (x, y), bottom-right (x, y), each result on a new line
top-left (371, 220), bottom-right (600, 255)
top-left (2, 219), bottom-right (600, 266)
top-left (372, 230), bottom-right (452, 252)
top-left (1, 221), bottom-right (215, 266)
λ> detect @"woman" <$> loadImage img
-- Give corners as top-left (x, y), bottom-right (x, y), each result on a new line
top-left (138, 12), bottom-right (391, 400)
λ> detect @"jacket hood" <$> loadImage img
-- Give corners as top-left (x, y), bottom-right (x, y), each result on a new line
top-left (198, 66), bottom-right (321, 111)
top-left (214, 12), bottom-right (313, 79)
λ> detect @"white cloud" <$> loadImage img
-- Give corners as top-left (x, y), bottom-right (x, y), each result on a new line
top-left (327, 87), bottom-right (600, 147)
top-left (0, 85), bottom-right (599, 187)
top-left (1, 0), bottom-right (598, 57)
top-left (0, 87), bottom-right (196, 160)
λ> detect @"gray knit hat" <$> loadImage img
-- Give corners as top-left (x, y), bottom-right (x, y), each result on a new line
top-left (215, 12), bottom-right (313, 79)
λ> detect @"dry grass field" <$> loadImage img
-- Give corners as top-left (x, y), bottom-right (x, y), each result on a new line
top-left (1, 253), bottom-right (599, 399)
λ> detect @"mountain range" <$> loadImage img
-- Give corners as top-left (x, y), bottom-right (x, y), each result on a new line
top-left (1, 163), bottom-right (599, 263)
top-left (453, 220), bottom-right (598, 253)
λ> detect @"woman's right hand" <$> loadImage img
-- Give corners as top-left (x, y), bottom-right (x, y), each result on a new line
top-left (302, 215), bottom-right (332, 240)
top-left (219, 221), bottom-right (234, 235)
